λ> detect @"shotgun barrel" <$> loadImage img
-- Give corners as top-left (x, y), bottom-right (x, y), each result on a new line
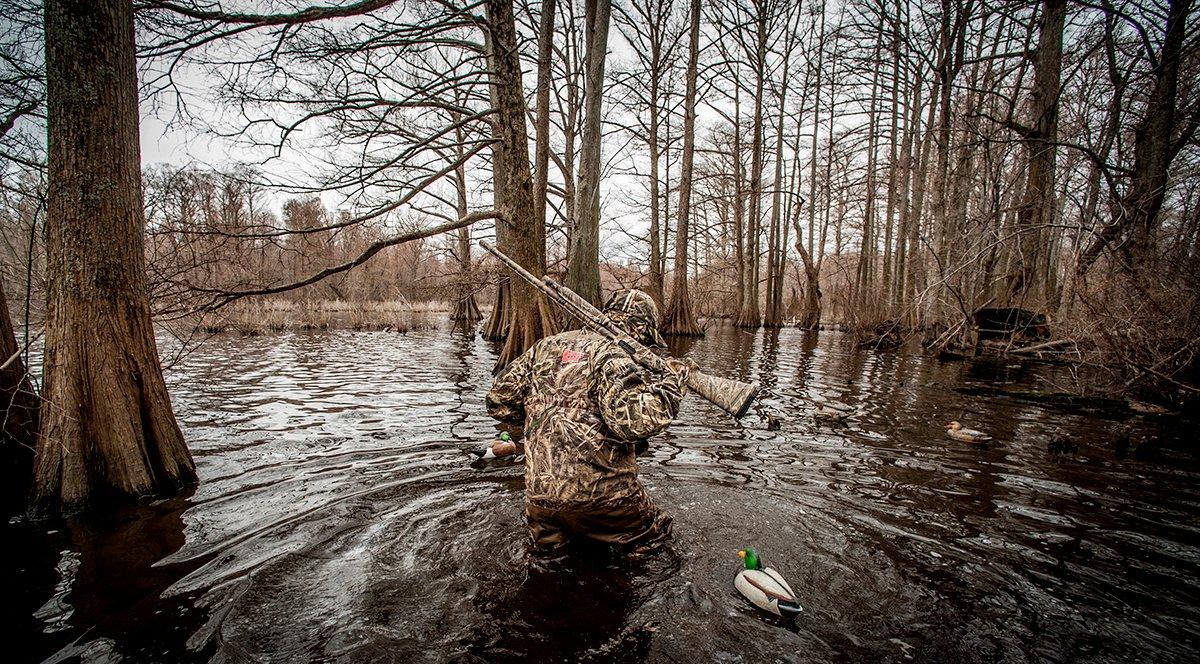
top-left (481, 241), bottom-right (759, 418)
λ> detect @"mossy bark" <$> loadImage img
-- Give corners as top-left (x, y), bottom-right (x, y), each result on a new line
top-left (487, 0), bottom-right (557, 369)
top-left (33, 0), bottom-right (196, 514)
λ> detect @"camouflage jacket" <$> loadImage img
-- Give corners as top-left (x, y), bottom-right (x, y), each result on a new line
top-left (486, 329), bottom-right (689, 507)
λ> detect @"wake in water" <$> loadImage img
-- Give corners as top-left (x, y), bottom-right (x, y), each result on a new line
top-left (6, 324), bottom-right (1197, 662)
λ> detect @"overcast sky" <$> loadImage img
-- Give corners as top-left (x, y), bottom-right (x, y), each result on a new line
top-left (133, 23), bottom-right (659, 263)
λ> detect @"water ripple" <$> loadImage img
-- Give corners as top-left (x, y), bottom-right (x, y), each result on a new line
top-left (8, 324), bottom-right (1198, 663)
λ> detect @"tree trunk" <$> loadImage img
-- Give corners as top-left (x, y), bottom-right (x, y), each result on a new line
top-left (764, 8), bottom-right (797, 329)
top-left (565, 0), bottom-right (611, 307)
top-left (801, 8), bottom-right (825, 329)
top-left (927, 2), bottom-right (967, 333)
top-left (451, 135), bottom-right (482, 325)
top-left (0, 281), bottom-right (38, 512)
top-left (482, 25), bottom-right (510, 342)
top-left (34, 0), bottom-right (196, 513)
top-left (1079, 0), bottom-right (1191, 273)
top-left (488, 0), bottom-right (558, 370)
top-left (784, 68), bottom-right (818, 330)
top-left (661, 0), bottom-right (702, 337)
top-left (882, 7), bottom-right (902, 309)
top-left (906, 76), bottom-right (938, 328)
top-left (1122, 0), bottom-right (1189, 268)
top-left (855, 40), bottom-right (882, 325)
top-left (646, 42), bottom-right (664, 306)
top-left (534, 0), bottom-right (557, 235)
top-left (481, 275), bottom-right (510, 340)
top-left (1007, 0), bottom-right (1065, 307)
top-left (735, 6), bottom-right (768, 329)
top-left (732, 84), bottom-right (745, 320)
top-left (792, 212), bottom-right (821, 330)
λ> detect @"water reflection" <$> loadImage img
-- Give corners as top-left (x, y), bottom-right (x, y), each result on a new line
top-left (5, 323), bottom-right (1198, 663)
top-left (4, 498), bottom-right (201, 662)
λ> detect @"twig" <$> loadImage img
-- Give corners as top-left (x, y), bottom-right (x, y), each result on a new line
top-left (1008, 338), bottom-right (1076, 355)
top-left (1, 327), bottom-right (43, 372)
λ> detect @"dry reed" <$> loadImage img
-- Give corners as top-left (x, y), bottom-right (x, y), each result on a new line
top-left (192, 299), bottom-right (445, 335)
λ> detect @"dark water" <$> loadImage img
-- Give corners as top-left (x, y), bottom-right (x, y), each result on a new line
top-left (5, 323), bottom-right (1199, 663)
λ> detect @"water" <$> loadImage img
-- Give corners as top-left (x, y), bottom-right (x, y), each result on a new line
top-left (4, 323), bottom-right (1198, 662)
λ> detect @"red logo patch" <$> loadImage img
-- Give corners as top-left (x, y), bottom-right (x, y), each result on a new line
top-left (561, 348), bottom-right (583, 364)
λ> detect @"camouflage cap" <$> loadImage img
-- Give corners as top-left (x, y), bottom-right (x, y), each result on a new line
top-left (603, 289), bottom-right (667, 347)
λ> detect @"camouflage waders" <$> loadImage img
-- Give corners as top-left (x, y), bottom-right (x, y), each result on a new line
top-left (487, 291), bottom-right (688, 552)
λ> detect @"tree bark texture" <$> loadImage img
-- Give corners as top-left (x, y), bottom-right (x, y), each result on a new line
top-left (488, 0), bottom-right (557, 370)
top-left (661, 0), bottom-right (702, 337)
top-left (34, 0), bottom-right (196, 513)
top-left (533, 0), bottom-right (557, 236)
top-left (482, 26), bottom-right (510, 342)
top-left (565, 0), bottom-right (610, 307)
top-left (0, 280), bottom-right (39, 511)
top-left (1007, 0), bottom-right (1065, 308)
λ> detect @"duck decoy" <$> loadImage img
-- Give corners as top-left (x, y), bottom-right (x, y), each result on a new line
top-left (472, 431), bottom-right (518, 459)
top-left (944, 421), bottom-right (992, 443)
top-left (814, 404), bottom-right (851, 423)
top-left (734, 548), bottom-right (803, 617)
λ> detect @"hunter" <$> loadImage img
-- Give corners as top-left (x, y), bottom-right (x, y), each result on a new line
top-left (486, 289), bottom-right (691, 553)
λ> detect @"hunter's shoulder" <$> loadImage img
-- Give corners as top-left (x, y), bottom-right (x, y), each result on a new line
top-left (528, 329), bottom-right (619, 362)
top-left (538, 329), bottom-right (604, 349)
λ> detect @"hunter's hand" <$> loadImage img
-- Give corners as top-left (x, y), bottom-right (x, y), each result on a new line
top-left (664, 358), bottom-right (697, 381)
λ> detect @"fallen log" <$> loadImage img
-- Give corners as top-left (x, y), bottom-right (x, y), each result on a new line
top-left (1007, 338), bottom-right (1076, 355)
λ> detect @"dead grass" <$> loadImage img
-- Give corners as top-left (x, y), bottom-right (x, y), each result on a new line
top-left (193, 299), bottom-right (446, 335)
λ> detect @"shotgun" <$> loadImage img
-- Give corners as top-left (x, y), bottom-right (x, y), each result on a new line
top-left (481, 240), bottom-right (759, 418)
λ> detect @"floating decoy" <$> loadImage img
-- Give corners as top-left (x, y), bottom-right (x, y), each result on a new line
top-left (734, 548), bottom-right (803, 617)
top-left (944, 421), bottom-right (992, 443)
top-left (472, 431), bottom-right (518, 459)
top-left (814, 404), bottom-right (851, 422)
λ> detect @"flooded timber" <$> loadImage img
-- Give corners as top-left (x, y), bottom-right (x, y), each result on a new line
top-left (4, 323), bottom-right (1198, 662)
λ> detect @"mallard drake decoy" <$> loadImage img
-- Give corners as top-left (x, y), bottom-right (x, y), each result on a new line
top-left (734, 548), bottom-right (803, 616)
top-left (944, 421), bottom-right (992, 443)
top-left (472, 432), bottom-right (518, 459)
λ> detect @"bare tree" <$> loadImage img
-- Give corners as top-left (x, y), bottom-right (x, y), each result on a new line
top-left (33, 0), bottom-right (196, 513)
top-left (488, 0), bottom-right (559, 368)
top-left (661, 0), bottom-right (702, 336)
top-left (612, 0), bottom-right (683, 306)
top-left (565, 0), bottom-right (612, 306)
top-left (1007, 0), bottom-right (1066, 308)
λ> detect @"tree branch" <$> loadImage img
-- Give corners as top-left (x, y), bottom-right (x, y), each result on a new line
top-left (198, 210), bottom-right (502, 309)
